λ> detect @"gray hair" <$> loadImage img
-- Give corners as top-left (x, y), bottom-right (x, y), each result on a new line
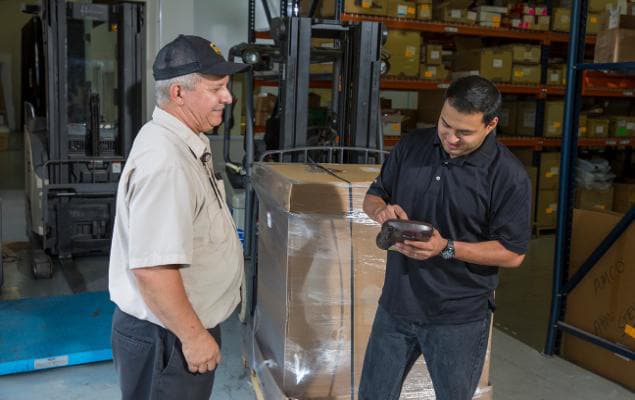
top-left (154, 73), bottom-right (202, 106)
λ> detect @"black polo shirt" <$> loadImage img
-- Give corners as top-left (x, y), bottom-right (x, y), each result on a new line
top-left (367, 128), bottom-right (531, 324)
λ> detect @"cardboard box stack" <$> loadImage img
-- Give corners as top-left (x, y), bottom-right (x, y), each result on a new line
top-left (419, 44), bottom-right (450, 80)
top-left (563, 209), bottom-right (635, 392)
top-left (508, 44), bottom-right (542, 85)
top-left (594, 6), bottom-right (635, 63)
top-left (301, 0), bottom-right (389, 17)
top-left (507, 2), bottom-right (550, 30)
top-left (251, 163), bottom-right (494, 399)
top-left (385, 30), bottom-right (422, 78)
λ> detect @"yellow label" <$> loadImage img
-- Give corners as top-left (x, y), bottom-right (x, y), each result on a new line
top-left (590, 16), bottom-right (598, 23)
top-left (625, 324), bottom-right (635, 339)
top-left (362, 0), bottom-right (371, 8)
top-left (554, 122), bottom-right (562, 129)
top-left (546, 208), bottom-right (554, 214)
top-left (424, 70), bottom-right (434, 78)
top-left (514, 69), bottom-right (524, 77)
top-left (210, 42), bottom-right (223, 55)
top-left (493, 15), bottom-right (501, 23)
top-left (391, 123), bottom-right (400, 130)
top-left (420, 4), bottom-right (431, 12)
top-left (408, 6), bottom-right (416, 15)
top-left (546, 171), bottom-right (555, 178)
top-left (405, 46), bottom-right (416, 58)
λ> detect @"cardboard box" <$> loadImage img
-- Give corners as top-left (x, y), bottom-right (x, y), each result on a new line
top-left (454, 48), bottom-right (513, 82)
top-left (544, 101), bottom-right (565, 137)
top-left (552, 8), bottom-right (571, 32)
top-left (344, 0), bottom-right (389, 16)
top-left (512, 64), bottom-right (541, 84)
top-left (419, 64), bottom-right (449, 80)
top-left (594, 28), bottom-right (635, 63)
top-left (539, 152), bottom-right (560, 190)
top-left (587, 13), bottom-right (602, 33)
top-left (424, 44), bottom-right (444, 65)
top-left (579, 114), bottom-right (588, 137)
top-left (435, 0), bottom-right (477, 24)
top-left (382, 112), bottom-right (404, 136)
top-left (547, 65), bottom-right (566, 86)
top-left (587, 118), bottom-right (611, 138)
top-left (562, 209), bottom-right (635, 392)
top-left (589, 0), bottom-right (617, 13)
top-left (613, 183), bottom-right (635, 212)
top-left (416, 0), bottom-right (433, 20)
top-left (535, 15), bottom-right (551, 30)
top-left (575, 187), bottom-right (615, 211)
top-left (610, 116), bottom-right (635, 137)
top-left (536, 189), bottom-right (558, 227)
top-left (516, 100), bottom-right (537, 136)
top-left (252, 163), bottom-right (493, 398)
top-left (385, 30), bottom-right (421, 77)
top-left (499, 101), bottom-right (518, 135)
top-left (389, 0), bottom-right (418, 18)
top-left (507, 44), bottom-right (541, 64)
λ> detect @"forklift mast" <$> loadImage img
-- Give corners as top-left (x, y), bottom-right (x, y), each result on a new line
top-left (23, 0), bottom-right (144, 265)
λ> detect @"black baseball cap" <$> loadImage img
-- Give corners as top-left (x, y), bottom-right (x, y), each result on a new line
top-left (153, 35), bottom-right (249, 80)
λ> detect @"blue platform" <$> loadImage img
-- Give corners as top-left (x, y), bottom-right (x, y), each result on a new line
top-left (0, 291), bottom-right (114, 375)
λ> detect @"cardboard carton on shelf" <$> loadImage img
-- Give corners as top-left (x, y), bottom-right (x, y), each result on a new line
top-left (453, 48), bottom-right (513, 83)
top-left (419, 64), bottom-right (450, 80)
top-left (416, 0), bottom-right (433, 20)
top-left (594, 28), bottom-right (635, 63)
top-left (515, 100), bottom-right (537, 136)
top-left (575, 187), bottom-right (615, 211)
top-left (506, 44), bottom-right (541, 64)
top-left (389, 0), bottom-right (418, 19)
top-left (609, 116), bottom-right (635, 137)
top-left (587, 118), bottom-right (611, 138)
top-left (539, 152), bottom-right (560, 190)
top-left (385, 30), bottom-right (421, 78)
top-left (544, 101), bottom-right (565, 138)
top-left (511, 64), bottom-right (541, 85)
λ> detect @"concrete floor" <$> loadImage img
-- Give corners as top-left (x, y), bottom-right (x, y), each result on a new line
top-left (0, 186), bottom-right (633, 399)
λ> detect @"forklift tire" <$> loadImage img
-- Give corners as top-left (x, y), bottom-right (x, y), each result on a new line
top-left (32, 253), bottom-right (53, 279)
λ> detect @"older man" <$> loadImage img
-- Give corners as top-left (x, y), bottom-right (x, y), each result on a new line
top-left (108, 35), bottom-right (248, 400)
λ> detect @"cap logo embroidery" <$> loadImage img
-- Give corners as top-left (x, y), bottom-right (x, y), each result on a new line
top-left (210, 42), bottom-right (222, 55)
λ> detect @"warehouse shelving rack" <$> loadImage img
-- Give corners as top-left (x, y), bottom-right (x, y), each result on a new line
top-left (544, 0), bottom-right (635, 361)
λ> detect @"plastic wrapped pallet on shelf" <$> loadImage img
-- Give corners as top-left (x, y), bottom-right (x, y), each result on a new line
top-left (251, 162), bottom-right (492, 399)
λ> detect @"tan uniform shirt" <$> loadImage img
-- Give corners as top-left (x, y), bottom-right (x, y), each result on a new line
top-left (108, 107), bottom-right (243, 329)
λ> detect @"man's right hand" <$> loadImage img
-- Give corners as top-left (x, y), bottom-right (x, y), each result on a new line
top-left (374, 204), bottom-right (409, 224)
top-left (181, 330), bottom-right (222, 374)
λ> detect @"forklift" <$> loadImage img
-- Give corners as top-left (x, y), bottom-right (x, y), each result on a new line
top-left (21, 0), bottom-right (144, 280)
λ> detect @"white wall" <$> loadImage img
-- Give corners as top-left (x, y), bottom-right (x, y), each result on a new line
top-left (145, 0), bottom-right (250, 118)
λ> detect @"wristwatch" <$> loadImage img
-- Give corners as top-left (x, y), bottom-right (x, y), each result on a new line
top-left (441, 239), bottom-right (455, 260)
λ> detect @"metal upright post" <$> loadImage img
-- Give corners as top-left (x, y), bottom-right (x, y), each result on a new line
top-left (545, 0), bottom-right (587, 355)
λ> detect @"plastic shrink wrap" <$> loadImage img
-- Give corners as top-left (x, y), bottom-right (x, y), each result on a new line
top-left (251, 163), bottom-right (493, 399)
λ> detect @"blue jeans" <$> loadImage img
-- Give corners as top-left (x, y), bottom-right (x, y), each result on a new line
top-left (359, 305), bottom-right (490, 400)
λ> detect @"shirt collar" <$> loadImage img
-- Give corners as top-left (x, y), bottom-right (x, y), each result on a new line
top-left (152, 106), bottom-right (209, 160)
top-left (433, 129), bottom-right (497, 167)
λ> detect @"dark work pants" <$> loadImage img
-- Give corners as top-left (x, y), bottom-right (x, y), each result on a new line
top-left (358, 304), bottom-right (490, 400)
top-left (111, 307), bottom-right (222, 400)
